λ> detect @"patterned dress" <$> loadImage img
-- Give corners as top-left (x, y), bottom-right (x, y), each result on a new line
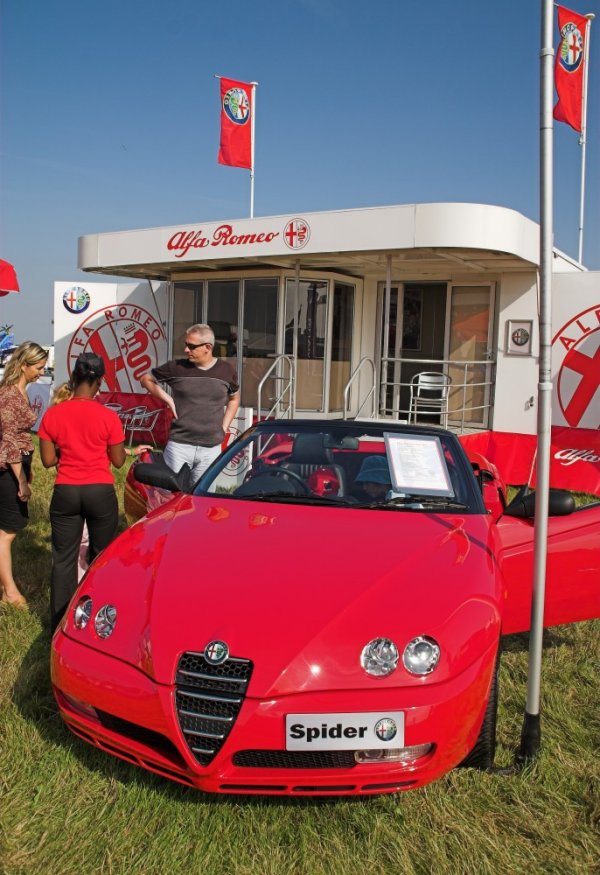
top-left (0, 384), bottom-right (36, 531)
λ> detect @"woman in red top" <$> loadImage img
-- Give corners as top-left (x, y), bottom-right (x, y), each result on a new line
top-left (0, 341), bottom-right (48, 608)
top-left (39, 352), bottom-right (126, 631)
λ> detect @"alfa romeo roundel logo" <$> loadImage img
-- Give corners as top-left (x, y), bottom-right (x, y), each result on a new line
top-left (63, 286), bottom-right (90, 314)
top-left (375, 718), bottom-right (397, 742)
top-left (558, 22), bottom-right (584, 73)
top-left (204, 640), bottom-right (229, 665)
top-left (284, 219), bottom-right (310, 250)
top-left (67, 303), bottom-right (165, 393)
top-left (554, 306), bottom-right (600, 429)
top-left (511, 327), bottom-right (530, 347)
top-left (223, 88), bottom-right (250, 125)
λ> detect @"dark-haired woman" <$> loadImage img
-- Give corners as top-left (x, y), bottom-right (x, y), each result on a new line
top-left (0, 341), bottom-right (48, 607)
top-left (39, 352), bottom-right (126, 631)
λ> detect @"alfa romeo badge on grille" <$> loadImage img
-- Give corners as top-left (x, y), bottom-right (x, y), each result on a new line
top-left (204, 640), bottom-right (229, 665)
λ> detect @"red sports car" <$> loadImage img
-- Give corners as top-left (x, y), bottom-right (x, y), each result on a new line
top-left (51, 420), bottom-right (600, 795)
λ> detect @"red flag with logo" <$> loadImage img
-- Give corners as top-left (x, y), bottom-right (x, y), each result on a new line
top-left (553, 6), bottom-right (588, 132)
top-left (218, 77), bottom-right (252, 169)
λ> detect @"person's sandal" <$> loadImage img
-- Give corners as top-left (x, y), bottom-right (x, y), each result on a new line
top-left (0, 595), bottom-right (29, 610)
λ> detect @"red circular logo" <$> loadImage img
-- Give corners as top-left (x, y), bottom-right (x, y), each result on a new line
top-left (284, 219), bottom-right (310, 250)
top-left (554, 306), bottom-right (600, 428)
top-left (67, 304), bottom-right (166, 392)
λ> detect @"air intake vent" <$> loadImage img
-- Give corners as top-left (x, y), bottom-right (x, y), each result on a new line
top-left (233, 749), bottom-right (357, 769)
top-left (175, 651), bottom-right (253, 767)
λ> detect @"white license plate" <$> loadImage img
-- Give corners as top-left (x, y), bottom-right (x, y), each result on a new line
top-left (286, 711), bottom-right (405, 751)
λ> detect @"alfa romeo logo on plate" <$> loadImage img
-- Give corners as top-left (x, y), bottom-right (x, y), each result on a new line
top-left (204, 640), bottom-right (229, 665)
top-left (63, 286), bottom-right (90, 314)
top-left (374, 718), bottom-right (397, 742)
top-left (223, 88), bottom-right (250, 125)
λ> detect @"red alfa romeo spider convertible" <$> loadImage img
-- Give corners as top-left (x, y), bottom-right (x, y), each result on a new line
top-left (50, 420), bottom-right (600, 795)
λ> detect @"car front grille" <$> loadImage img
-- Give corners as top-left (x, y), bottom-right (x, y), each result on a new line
top-left (175, 651), bottom-right (253, 767)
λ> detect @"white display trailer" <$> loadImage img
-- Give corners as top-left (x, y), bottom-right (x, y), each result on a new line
top-left (73, 202), bottom-right (598, 436)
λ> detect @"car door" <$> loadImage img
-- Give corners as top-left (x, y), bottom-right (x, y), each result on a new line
top-left (495, 502), bottom-right (600, 635)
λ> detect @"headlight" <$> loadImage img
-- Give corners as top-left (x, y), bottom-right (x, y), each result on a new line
top-left (403, 636), bottom-right (440, 675)
top-left (73, 596), bottom-right (92, 629)
top-left (360, 638), bottom-right (399, 677)
top-left (95, 604), bottom-right (117, 639)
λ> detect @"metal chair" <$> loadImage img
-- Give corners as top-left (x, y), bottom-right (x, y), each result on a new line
top-left (409, 371), bottom-right (451, 427)
top-left (125, 406), bottom-right (162, 448)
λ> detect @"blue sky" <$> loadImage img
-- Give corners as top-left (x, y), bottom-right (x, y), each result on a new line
top-left (1, 0), bottom-right (598, 344)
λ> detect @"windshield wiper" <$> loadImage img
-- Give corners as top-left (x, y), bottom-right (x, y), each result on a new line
top-left (350, 495), bottom-right (469, 511)
top-left (382, 495), bottom-right (469, 510)
top-left (237, 492), bottom-right (357, 506)
top-left (233, 491), bottom-right (300, 501)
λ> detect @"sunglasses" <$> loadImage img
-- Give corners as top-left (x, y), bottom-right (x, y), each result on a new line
top-left (185, 340), bottom-right (212, 350)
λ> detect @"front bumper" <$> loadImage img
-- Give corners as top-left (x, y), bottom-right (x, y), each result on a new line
top-left (51, 632), bottom-right (498, 795)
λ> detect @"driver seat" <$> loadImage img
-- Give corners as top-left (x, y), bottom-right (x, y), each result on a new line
top-left (280, 434), bottom-right (347, 496)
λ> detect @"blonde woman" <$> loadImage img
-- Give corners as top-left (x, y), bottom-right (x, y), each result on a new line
top-left (0, 341), bottom-right (48, 607)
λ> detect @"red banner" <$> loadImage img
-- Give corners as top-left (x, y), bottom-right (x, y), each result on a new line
top-left (96, 392), bottom-right (173, 448)
top-left (218, 77), bottom-right (253, 169)
top-left (553, 6), bottom-right (588, 132)
top-left (460, 428), bottom-right (600, 496)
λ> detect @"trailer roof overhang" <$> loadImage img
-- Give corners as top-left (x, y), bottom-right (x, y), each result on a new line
top-left (78, 202), bottom-right (544, 281)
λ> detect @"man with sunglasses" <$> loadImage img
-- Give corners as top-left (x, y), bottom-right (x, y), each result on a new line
top-left (139, 324), bottom-right (240, 482)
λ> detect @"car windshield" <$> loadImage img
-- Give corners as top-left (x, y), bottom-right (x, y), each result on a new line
top-left (195, 421), bottom-right (483, 513)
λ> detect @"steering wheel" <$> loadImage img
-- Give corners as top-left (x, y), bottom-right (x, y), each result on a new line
top-left (259, 465), bottom-right (311, 494)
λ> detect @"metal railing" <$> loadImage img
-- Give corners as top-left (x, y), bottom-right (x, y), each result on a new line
top-left (379, 356), bottom-right (495, 433)
top-left (343, 356), bottom-right (377, 419)
top-left (257, 354), bottom-right (295, 421)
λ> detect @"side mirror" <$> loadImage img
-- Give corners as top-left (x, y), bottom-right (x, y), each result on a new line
top-left (504, 486), bottom-right (575, 519)
top-left (134, 460), bottom-right (193, 494)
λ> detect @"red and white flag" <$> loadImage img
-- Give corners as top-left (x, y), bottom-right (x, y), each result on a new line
top-left (218, 77), bottom-right (253, 169)
top-left (553, 5), bottom-right (588, 132)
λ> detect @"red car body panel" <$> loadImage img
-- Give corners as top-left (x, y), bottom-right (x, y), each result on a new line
top-left (496, 506), bottom-right (600, 634)
top-left (78, 500), bottom-right (501, 690)
top-left (51, 421), bottom-right (600, 795)
top-left (52, 628), bottom-right (498, 794)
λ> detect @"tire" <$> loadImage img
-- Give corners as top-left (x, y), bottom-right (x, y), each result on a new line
top-left (459, 647), bottom-right (500, 770)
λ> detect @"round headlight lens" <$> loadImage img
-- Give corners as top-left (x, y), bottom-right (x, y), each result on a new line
top-left (73, 596), bottom-right (92, 629)
top-left (360, 637), bottom-right (399, 677)
top-left (94, 604), bottom-right (117, 639)
top-left (403, 636), bottom-right (441, 675)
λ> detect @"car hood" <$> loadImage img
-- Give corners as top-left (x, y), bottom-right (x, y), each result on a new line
top-left (75, 496), bottom-right (501, 695)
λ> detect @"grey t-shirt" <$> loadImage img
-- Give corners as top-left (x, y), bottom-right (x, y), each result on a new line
top-left (152, 358), bottom-right (239, 447)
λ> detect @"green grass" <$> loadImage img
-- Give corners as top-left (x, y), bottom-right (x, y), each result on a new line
top-left (1, 447), bottom-right (599, 874)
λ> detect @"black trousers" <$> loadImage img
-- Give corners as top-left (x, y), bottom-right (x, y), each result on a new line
top-left (50, 484), bottom-right (118, 632)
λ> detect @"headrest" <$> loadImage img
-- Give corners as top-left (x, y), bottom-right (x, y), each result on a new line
top-left (289, 433), bottom-right (333, 465)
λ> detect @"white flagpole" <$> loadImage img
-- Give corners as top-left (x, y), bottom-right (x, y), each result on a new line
top-left (577, 14), bottom-right (595, 264)
top-left (517, 0), bottom-right (554, 765)
top-left (250, 82), bottom-right (258, 219)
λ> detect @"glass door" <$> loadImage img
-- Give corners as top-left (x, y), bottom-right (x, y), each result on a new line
top-left (379, 283), bottom-right (447, 419)
top-left (284, 278), bottom-right (355, 413)
top-left (446, 284), bottom-right (495, 427)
